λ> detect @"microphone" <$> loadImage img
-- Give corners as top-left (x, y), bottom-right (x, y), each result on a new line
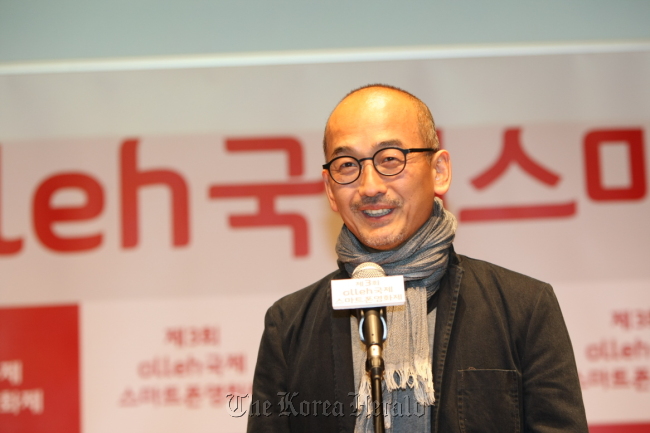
top-left (352, 263), bottom-right (387, 432)
top-left (352, 262), bottom-right (388, 349)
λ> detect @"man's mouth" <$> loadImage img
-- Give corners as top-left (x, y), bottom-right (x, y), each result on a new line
top-left (362, 208), bottom-right (392, 217)
top-left (353, 197), bottom-right (401, 218)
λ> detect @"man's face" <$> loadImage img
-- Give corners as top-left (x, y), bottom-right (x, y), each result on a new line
top-left (322, 89), bottom-right (447, 251)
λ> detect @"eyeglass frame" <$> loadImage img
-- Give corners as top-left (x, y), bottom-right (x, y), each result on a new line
top-left (322, 147), bottom-right (438, 185)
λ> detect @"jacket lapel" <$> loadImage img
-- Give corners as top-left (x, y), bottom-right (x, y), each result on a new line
top-left (330, 267), bottom-right (356, 432)
top-left (432, 250), bottom-right (463, 432)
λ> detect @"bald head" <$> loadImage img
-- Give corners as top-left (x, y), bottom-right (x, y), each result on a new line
top-left (323, 84), bottom-right (439, 158)
top-left (321, 84), bottom-right (452, 250)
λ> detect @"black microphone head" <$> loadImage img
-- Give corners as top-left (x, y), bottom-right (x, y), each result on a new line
top-left (352, 262), bottom-right (386, 279)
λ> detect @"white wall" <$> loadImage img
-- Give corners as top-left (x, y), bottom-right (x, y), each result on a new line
top-left (1, 0), bottom-right (649, 63)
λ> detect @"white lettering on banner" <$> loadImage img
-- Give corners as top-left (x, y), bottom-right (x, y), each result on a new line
top-left (331, 275), bottom-right (405, 310)
top-left (0, 359), bottom-right (45, 416)
top-left (0, 389), bottom-right (44, 415)
top-left (0, 360), bottom-right (22, 385)
top-left (19, 389), bottom-right (44, 414)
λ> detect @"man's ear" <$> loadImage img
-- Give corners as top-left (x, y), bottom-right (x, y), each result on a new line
top-left (432, 150), bottom-right (452, 196)
top-left (322, 169), bottom-right (339, 212)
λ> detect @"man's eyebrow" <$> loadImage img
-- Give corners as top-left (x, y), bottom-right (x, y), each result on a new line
top-left (329, 140), bottom-right (404, 158)
top-left (330, 145), bottom-right (353, 158)
top-left (376, 140), bottom-right (404, 149)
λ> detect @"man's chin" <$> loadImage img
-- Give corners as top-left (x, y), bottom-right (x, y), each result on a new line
top-left (358, 232), bottom-right (405, 252)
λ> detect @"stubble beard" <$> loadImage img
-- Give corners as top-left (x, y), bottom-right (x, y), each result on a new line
top-left (351, 195), bottom-right (404, 250)
top-left (358, 230), bottom-right (405, 251)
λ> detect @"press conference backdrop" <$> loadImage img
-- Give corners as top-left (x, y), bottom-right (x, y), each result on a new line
top-left (1, 44), bottom-right (649, 432)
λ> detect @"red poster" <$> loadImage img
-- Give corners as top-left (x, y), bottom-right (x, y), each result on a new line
top-left (0, 305), bottom-right (79, 433)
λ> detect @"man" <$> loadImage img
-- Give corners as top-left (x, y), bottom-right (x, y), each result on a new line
top-left (247, 85), bottom-right (588, 432)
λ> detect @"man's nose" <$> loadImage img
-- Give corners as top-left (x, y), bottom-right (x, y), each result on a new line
top-left (358, 161), bottom-right (387, 197)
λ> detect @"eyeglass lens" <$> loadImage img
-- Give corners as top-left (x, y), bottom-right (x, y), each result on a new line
top-left (329, 148), bottom-right (407, 184)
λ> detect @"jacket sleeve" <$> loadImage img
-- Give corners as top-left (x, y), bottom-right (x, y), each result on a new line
top-left (521, 284), bottom-right (588, 432)
top-left (247, 304), bottom-right (291, 433)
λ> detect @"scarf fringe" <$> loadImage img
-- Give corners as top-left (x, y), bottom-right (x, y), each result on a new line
top-left (340, 198), bottom-right (457, 433)
top-left (384, 360), bottom-right (436, 406)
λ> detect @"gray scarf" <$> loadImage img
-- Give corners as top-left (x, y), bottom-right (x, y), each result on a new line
top-left (336, 197), bottom-right (457, 432)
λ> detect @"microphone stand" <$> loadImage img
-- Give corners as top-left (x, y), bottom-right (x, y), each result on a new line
top-left (359, 308), bottom-right (386, 433)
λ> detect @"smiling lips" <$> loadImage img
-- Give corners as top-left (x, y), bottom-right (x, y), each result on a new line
top-left (353, 197), bottom-right (402, 218)
top-left (362, 208), bottom-right (392, 217)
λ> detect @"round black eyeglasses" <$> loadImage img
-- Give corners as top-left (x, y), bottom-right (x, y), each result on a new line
top-left (322, 147), bottom-right (437, 185)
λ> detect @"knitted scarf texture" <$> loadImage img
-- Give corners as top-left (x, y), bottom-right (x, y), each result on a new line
top-left (335, 197), bottom-right (457, 432)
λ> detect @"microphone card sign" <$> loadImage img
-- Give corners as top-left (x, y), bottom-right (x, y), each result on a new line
top-left (331, 276), bottom-right (406, 310)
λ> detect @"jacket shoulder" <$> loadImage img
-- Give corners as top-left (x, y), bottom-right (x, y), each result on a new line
top-left (456, 253), bottom-right (551, 296)
top-left (452, 252), bottom-right (560, 322)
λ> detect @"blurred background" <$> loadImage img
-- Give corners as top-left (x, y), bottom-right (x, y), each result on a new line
top-left (2, 0), bottom-right (650, 62)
